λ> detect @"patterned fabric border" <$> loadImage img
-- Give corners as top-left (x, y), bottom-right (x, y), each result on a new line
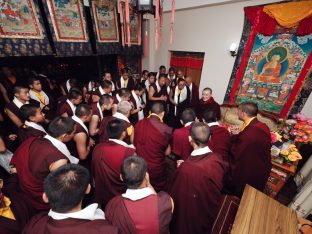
top-left (0, 0), bottom-right (53, 57)
top-left (42, 0), bottom-right (92, 56)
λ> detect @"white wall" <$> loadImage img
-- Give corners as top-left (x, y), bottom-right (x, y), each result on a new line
top-left (142, 0), bottom-right (312, 118)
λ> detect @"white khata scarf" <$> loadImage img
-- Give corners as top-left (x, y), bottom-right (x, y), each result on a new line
top-left (173, 86), bottom-right (187, 115)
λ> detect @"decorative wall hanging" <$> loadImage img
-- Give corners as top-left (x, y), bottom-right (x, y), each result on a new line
top-left (235, 32), bottom-right (312, 116)
top-left (0, 0), bottom-right (43, 39)
top-left (121, 2), bottom-right (141, 46)
top-left (225, 2), bottom-right (312, 118)
top-left (0, 0), bottom-right (53, 57)
top-left (89, 0), bottom-right (120, 55)
top-left (46, 0), bottom-right (88, 42)
top-left (91, 1), bottom-right (119, 42)
top-left (42, 0), bottom-right (92, 56)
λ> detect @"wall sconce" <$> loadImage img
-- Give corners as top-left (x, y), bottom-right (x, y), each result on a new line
top-left (229, 42), bottom-right (237, 57)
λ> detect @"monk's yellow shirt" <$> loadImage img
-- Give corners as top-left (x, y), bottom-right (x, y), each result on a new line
top-left (0, 196), bottom-right (15, 220)
top-left (240, 117), bottom-right (256, 132)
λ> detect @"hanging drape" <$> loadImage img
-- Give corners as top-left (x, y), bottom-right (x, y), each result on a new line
top-left (170, 53), bottom-right (204, 87)
top-left (263, 1), bottom-right (312, 28)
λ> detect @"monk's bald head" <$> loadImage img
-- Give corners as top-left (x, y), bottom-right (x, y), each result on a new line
top-left (121, 156), bottom-right (147, 189)
top-left (239, 102), bottom-right (258, 117)
top-left (151, 102), bottom-right (165, 115)
top-left (44, 164), bottom-right (90, 213)
top-left (190, 122), bottom-right (210, 146)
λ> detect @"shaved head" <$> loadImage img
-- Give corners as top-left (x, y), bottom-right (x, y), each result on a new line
top-left (151, 102), bottom-right (165, 115)
top-left (190, 122), bottom-right (210, 146)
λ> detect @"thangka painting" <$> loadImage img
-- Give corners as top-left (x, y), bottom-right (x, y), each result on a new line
top-left (46, 0), bottom-right (88, 42)
top-left (122, 4), bottom-right (141, 45)
top-left (235, 33), bottom-right (312, 115)
top-left (92, 1), bottom-right (119, 43)
top-left (0, 0), bottom-right (44, 39)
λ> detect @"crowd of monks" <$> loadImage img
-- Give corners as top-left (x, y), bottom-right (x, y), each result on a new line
top-left (0, 65), bottom-right (272, 234)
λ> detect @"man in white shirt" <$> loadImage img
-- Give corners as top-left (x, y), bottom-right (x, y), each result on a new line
top-left (23, 164), bottom-right (117, 234)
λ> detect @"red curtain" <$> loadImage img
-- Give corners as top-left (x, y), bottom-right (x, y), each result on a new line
top-left (170, 54), bottom-right (204, 87)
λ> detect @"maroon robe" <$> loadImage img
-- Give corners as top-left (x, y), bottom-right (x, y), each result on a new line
top-left (129, 94), bottom-right (145, 126)
top-left (208, 125), bottom-right (230, 161)
top-left (18, 125), bottom-right (46, 143)
top-left (57, 101), bottom-right (74, 116)
top-left (226, 118), bottom-right (272, 197)
top-left (5, 102), bottom-right (23, 121)
top-left (23, 212), bottom-right (117, 234)
top-left (116, 78), bottom-right (135, 90)
top-left (91, 103), bottom-right (102, 128)
top-left (5, 100), bottom-right (39, 130)
top-left (134, 116), bottom-right (172, 191)
top-left (172, 124), bottom-right (193, 160)
top-left (98, 116), bottom-right (132, 144)
top-left (167, 152), bottom-right (227, 234)
top-left (196, 97), bottom-right (221, 121)
top-left (92, 88), bottom-right (105, 99)
top-left (106, 191), bottom-right (172, 234)
top-left (67, 119), bottom-right (89, 159)
top-left (10, 138), bottom-right (67, 211)
top-left (169, 86), bottom-right (191, 128)
top-left (1, 174), bottom-right (38, 233)
top-left (189, 82), bottom-right (199, 107)
top-left (91, 141), bottom-right (135, 208)
top-left (148, 84), bottom-right (168, 111)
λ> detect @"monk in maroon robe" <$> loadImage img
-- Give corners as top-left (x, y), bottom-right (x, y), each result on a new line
top-left (106, 156), bottom-right (173, 234)
top-left (168, 122), bottom-right (227, 234)
top-left (115, 68), bottom-right (135, 91)
top-left (91, 80), bottom-right (112, 103)
top-left (9, 117), bottom-right (75, 213)
top-left (4, 86), bottom-right (39, 131)
top-left (148, 74), bottom-right (168, 112)
top-left (202, 109), bottom-right (230, 164)
top-left (57, 88), bottom-right (82, 117)
top-left (67, 104), bottom-right (94, 162)
top-left (134, 102), bottom-right (172, 192)
top-left (111, 88), bottom-right (131, 114)
top-left (18, 104), bottom-right (47, 143)
top-left (168, 78), bottom-right (191, 129)
top-left (172, 108), bottom-right (195, 161)
top-left (23, 164), bottom-right (117, 234)
top-left (185, 76), bottom-right (199, 107)
top-left (0, 174), bottom-right (36, 233)
top-left (129, 84), bottom-right (146, 126)
top-left (92, 119), bottom-right (136, 208)
top-left (196, 87), bottom-right (221, 121)
top-left (226, 102), bottom-right (272, 197)
top-left (89, 95), bottom-right (114, 141)
top-left (98, 101), bottom-right (134, 144)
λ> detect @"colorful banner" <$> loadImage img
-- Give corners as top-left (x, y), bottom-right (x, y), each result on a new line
top-left (46, 0), bottom-right (88, 42)
top-left (92, 2), bottom-right (119, 43)
top-left (42, 0), bottom-right (92, 56)
top-left (0, 0), bottom-right (44, 39)
top-left (0, 0), bottom-right (52, 57)
top-left (235, 32), bottom-right (312, 115)
top-left (122, 4), bottom-right (141, 45)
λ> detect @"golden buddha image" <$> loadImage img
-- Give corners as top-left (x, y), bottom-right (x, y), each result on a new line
top-left (255, 46), bottom-right (288, 84)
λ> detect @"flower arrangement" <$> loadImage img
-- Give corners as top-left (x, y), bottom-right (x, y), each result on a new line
top-left (271, 131), bottom-right (282, 144)
top-left (289, 113), bottom-right (312, 144)
top-left (280, 144), bottom-right (302, 162)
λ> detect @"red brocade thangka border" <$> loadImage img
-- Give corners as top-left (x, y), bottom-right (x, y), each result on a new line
top-left (46, 0), bottom-right (88, 42)
top-left (0, 0), bottom-right (44, 39)
top-left (228, 8), bottom-right (262, 104)
top-left (227, 5), bottom-right (312, 118)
